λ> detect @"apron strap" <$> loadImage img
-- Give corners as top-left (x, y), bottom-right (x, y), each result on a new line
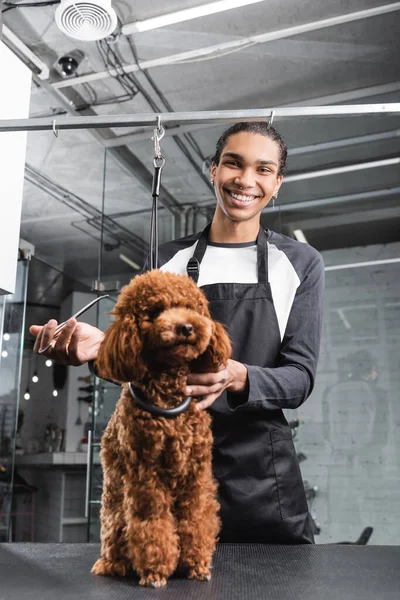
top-left (257, 226), bottom-right (269, 284)
top-left (186, 223), bottom-right (269, 284)
top-left (186, 223), bottom-right (211, 283)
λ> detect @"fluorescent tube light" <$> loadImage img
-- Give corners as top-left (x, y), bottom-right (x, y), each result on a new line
top-left (285, 157), bottom-right (400, 183)
top-left (120, 254), bottom-right (141, 270)
top-left (122, 0), bottom-right (266, 34)
top-left (293, 229), bottom-right (308, 243)
top-left (336, 309), bottom-right (352, 330)
top-left (2, 25), bottom-right (50, 80)
top-left (325, 258), bottom-right (400, 271)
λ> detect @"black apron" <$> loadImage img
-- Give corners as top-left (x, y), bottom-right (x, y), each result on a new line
top-left (187, 224), bottom-right (314, 544)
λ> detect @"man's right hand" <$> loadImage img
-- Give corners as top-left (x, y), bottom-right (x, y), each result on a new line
top-left (29, 318), bottom-right (105, 366)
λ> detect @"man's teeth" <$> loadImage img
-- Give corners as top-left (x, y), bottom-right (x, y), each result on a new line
top-left (230, 191), bottom-right (257, 202)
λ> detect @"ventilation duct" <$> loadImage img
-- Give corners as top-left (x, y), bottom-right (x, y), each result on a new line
top-left (55, 0), bottom-right (118, 41)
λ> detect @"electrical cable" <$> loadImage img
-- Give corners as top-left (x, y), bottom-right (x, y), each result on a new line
top-left (82, 82), bottom-right (98, 106)
top-left (2, 0), bottom-right (60, 13)
top-left (96, 39), bottom-right (139, 103)
top-left (102, 40), bottom-right (158, 111)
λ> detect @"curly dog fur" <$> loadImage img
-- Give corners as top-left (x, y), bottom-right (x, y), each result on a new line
top-left (91, 270), bottom-right (231, 588)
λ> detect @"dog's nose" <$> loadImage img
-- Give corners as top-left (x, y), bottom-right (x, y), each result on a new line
top-left (177, 323), bottom-right (194, 337)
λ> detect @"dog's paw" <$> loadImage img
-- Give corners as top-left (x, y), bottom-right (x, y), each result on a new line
top-left (139, 574), bottom-right (167, 588)
top-left (188, 565), bottom-right (211, 581)
top-left (91, 558), bottom-right (128, 577)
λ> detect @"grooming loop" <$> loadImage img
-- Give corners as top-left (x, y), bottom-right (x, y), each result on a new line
top-left (128, 383), bottom-right (192, 418)
top-left (150, 116), bottom-right (166, 270)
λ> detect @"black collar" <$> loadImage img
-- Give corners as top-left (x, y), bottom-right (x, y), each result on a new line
top-left (128, 383), bottom-right (192, 418)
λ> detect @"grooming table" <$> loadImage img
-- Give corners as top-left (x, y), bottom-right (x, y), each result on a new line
top-left (0, 543), bottom-right (399, 599)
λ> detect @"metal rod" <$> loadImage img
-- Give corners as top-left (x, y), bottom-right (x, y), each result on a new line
top-left (0, 104), bottom-right (399, 133)
top-left (85, 429), bottom-right (93, 519)
top-left (103, 87), bottom-right (400, 148)
top-left (103, 84), bottom-right (400, 147)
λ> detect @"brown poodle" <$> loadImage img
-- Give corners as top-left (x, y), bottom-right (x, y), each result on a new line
top-left (91, 269), bottom-right (231, 588)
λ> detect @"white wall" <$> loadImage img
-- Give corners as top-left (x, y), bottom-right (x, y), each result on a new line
top-left (0, 42), bottom-right (31, 295)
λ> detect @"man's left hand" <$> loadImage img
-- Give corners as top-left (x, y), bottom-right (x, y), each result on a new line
top-left (185, 359), bottom-right (248, 410)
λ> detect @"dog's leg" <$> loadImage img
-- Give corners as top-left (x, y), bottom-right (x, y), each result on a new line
top-left (92, 421), bottom-right (130, 577)
top-left (176, 463), bottom-right (220, 581)
top-left (123, 478), bottom-right (179, 588)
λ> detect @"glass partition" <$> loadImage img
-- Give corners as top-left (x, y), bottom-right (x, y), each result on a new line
top-left (20, 128), bottom-right (107, 288)
top-left (0, 258), bottom-right (29, 542)
top-left (15, 127), bottom-right (107, 543)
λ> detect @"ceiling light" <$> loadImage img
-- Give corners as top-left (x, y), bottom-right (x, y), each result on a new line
top-left (1, 351), bottom-right (8, 358)
top-left (119, 254), bottom-right (141, 270)
top-left (3, 333), bottom-right (10, 341)
top-left (122, 0), bottom-right (266, 34)
top-left (2, 25), bottom-right (50, 80)
top-left (24, 388), bottom-right (31, 401)
top-left (32, 371), bottom-right (39, 383)
top-left (45, 359), bottom-right (53, 367)
top-left (53, 390), bottom-right (59, 397)
top-left (293, 229), bottom-right (308, 243)
top-left (325, 258), bottom-right (400, 272)
top-left (55, 0), bottom-right (118, 41)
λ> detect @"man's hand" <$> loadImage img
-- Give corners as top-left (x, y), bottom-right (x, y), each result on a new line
top-left (30, 319), bottom-right (104, 366)
top-left (185, 359), bottom-right (248, 410)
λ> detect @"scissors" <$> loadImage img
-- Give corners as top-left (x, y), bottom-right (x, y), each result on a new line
top-left (38, 294), bottom-right (109, 354)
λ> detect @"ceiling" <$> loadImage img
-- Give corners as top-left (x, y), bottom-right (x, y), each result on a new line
top-left (1, 0), bottom-right (400, 311)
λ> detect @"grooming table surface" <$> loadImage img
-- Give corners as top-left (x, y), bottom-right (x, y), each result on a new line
top-left (1, 543), bottom-right (399, 600)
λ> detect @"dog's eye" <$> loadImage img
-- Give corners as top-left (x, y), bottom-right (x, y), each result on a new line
top-left (148, 307), bottom-right (162, 320)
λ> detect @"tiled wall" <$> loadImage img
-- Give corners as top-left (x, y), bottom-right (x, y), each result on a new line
top-left (288, 240), bottom-right (400, 545)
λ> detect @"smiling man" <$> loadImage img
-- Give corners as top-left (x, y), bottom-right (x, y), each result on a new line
top-left (147, 122), bottom-right (325, 544)
top-left (30, 122), bottom-right (325, 545)
top-left (211, 129), bottom-right (283, 235)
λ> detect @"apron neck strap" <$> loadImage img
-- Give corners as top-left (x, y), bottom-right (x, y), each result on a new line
top-left (186, 223), bottom-right (269, 283)
top-left (186, 224), bottom-right (210, 283)
top-left (256, 226), bottom-right (269, 284)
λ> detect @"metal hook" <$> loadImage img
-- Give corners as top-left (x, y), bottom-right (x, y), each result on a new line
top-left (152, 115), bottom-right (165, 159)
top-left (269, 110), bottom-right (274, 127)
top-left (156, 116), bottom-right (165, 146)
top-left (52, 119), bottom-right (59, 138)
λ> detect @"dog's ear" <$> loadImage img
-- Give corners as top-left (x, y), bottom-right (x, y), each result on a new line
top-left (193, 321), bottom-right (232, 373)
top-left (94, 316), bottom-right (147, 384)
